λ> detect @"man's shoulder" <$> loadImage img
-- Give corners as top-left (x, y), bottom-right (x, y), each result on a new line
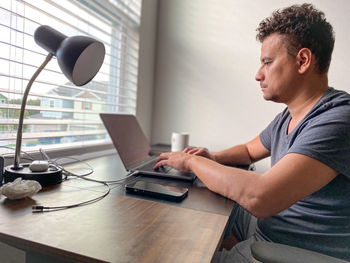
top-left (308, 88), bottom-right (350, 121)
top-left (322, 87), bottom-right (350, 105)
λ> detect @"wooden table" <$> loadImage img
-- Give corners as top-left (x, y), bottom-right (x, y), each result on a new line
top-left (0, 153), bottom-right (235, 263)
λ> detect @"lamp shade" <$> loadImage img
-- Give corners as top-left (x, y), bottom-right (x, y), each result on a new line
top-left (34, 25), bottom-right (105, 86)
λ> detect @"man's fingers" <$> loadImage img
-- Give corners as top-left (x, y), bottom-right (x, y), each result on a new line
top-left (186, 148), bottom-right (197, 154)
top-left (183, 147), bottom-right (193, 153)
top-left (188, 148), bottom-right (202, 155)
top-left (156, 152), bottom-right (169, 161)
top-left (153, 160), bottom-right (167, 169)
top-left (154, 153), bottom-right (170, 169)
top-left (183, 147), bottom-right (207, 156)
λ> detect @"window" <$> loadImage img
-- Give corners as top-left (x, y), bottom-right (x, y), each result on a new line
top-left (82, 102), bottom-right (92, 110)
top-left (0, 0), bottom-right (141, 153)
top-left (49, 100), bottom-right (54, 108)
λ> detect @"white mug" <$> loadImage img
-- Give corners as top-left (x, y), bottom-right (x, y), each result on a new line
top-left (171, 132), bottom-right (189, 152)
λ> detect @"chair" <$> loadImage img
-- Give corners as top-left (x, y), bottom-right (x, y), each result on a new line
top-left (250, 241), bottom-right (349, 263)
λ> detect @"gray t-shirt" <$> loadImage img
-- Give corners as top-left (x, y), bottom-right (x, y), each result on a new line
top-left (258, 88), bottom-right (350, 260)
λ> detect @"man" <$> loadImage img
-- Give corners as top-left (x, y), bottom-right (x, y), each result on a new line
top-left (154, 3), bottom-right (350, 262)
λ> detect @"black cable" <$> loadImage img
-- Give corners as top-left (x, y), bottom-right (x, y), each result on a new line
top-left (0, 147), bottom-right (135, 212)
top-left (32, 181), bottom-right (110, 212)
top-left (31, 149), bottom-right (137, 212)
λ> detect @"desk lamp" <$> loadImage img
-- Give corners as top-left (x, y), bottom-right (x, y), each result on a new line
top-left (3, 25), bottom-right (105, 186)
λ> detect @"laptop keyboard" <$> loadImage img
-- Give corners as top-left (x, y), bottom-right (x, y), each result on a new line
top-left (141, 160), bottom-right (172, 173)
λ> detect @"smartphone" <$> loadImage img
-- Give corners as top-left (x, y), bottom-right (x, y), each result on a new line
top-left (125, 180), bottom-right (188, 202)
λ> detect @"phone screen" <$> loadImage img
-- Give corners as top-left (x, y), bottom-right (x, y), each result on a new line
top-left (125, 181), bottom-right (188, 201)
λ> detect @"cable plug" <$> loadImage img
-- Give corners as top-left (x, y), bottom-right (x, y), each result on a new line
top-left (32, 205), bottom-right (44, 212)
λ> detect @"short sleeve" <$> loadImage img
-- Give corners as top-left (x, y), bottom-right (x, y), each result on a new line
top-left (260, 123), bottom-right (272, 151)
top-left (260, 110), bottom-right (287, 152)
top-left (288, 106), bottom-right (350, 178)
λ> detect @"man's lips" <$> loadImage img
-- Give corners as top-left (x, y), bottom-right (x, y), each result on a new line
top-left (260, 83), bottom-right (267, 89)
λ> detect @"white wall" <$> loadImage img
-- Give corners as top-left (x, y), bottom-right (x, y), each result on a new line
top-left (151, 0), bottom-right (350, 172)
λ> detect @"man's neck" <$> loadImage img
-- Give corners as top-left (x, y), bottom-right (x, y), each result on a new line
top-left (286, 75), bottom-right (329, 133)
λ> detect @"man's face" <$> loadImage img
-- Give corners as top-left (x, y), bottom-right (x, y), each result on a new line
top-left (255, 34), bottom-right (299, 103)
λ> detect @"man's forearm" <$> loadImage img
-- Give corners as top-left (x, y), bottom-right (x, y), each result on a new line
top-left (212, 144), bottom-right (253, 166)
top-left (212, 136), bottom-right (270, 166)
top-left (187, 155), bottom-right (263, 216)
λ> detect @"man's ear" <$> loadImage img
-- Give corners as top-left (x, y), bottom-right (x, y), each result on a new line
top-left (297, 48), bottom-right (312, 74)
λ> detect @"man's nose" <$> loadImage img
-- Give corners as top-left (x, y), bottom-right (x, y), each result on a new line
top-left (255, 67), bottom-right (264, 82)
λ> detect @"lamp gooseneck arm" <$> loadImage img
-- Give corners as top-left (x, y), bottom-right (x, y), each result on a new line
top-left (13, 53), bottom-right (53, 170)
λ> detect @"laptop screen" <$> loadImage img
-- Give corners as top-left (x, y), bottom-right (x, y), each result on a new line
top-left (100, 114), bottom-right (151, 169)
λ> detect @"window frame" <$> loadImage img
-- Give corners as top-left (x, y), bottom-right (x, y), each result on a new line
top-left (0, 0), bottom-right (141, 161)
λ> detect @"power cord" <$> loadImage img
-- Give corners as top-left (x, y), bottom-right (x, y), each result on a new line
top-left (50, 154), bottom-right (136, 184)
top-left (32, 180), bottom-right (110, 212)
top-left (1, 146), bottom-right (136, 212)
top-left (31, 148), bottom-right (138, 212)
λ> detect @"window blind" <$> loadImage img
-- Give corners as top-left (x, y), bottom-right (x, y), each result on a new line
top-left (0, 0), bottom-right (141, 153)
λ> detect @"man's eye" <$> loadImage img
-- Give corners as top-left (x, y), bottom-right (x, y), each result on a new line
top-left (264, 61), bottom-right (272, 65)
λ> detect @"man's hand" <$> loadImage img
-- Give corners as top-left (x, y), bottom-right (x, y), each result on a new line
top-left (154, 152), bottom-right (194, 172)
top-left (183, 147), bottom-right (216, 161)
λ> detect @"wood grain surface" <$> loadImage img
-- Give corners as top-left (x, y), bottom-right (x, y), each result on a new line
top-left (0, 191), bottom-right (228, 263)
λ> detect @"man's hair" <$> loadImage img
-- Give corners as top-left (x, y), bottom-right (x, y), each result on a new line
top-left (256, 3), bottom-right (335, 74)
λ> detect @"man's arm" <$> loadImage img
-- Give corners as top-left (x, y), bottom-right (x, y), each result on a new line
top-left (155, 136), bottom-right (338, 218)
top-left (184, 136), bottom-right (270, 166)
top-left (186, 152), bottom-right (338, 218)
top-left (213, 136), bottom-right (271, 165)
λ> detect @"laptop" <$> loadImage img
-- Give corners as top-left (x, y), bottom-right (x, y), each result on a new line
top-left (100, 113), bottom-right (196, 181)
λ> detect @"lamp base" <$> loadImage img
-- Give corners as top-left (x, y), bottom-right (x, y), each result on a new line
top-left (4, 163), bottom-right (63, 187)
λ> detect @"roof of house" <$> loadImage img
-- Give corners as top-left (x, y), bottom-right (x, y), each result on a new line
top-left (50, 81), bottom-right (109, 100)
